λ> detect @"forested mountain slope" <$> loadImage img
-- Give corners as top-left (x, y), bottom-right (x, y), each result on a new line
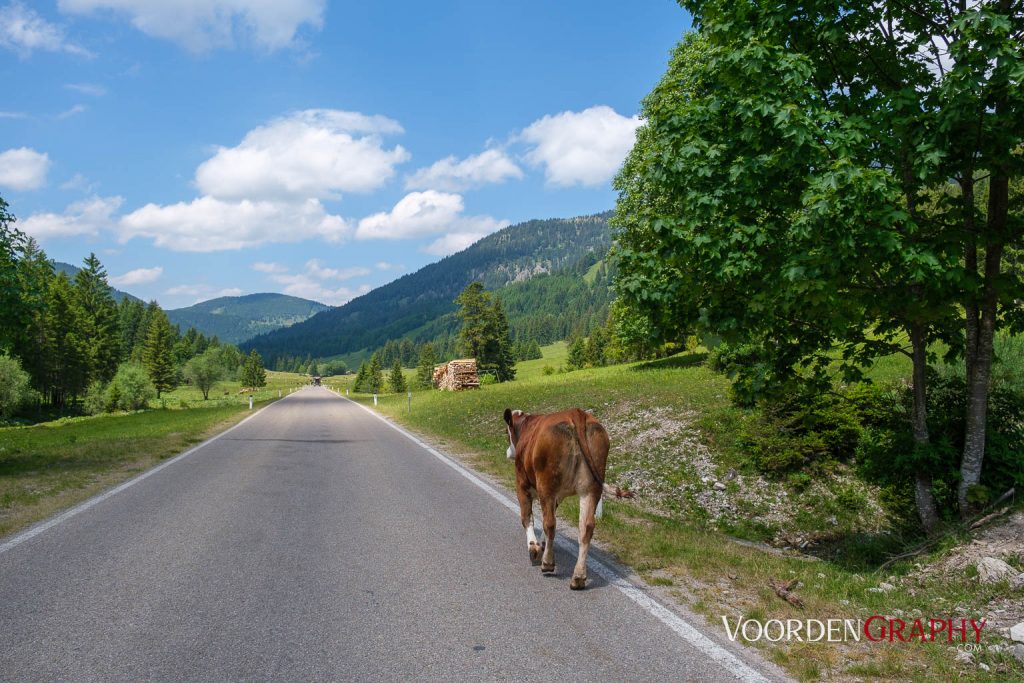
top-left (245, 212), bottom-right (612, 361)
top-left (168, 293), bottom-right (330, 344)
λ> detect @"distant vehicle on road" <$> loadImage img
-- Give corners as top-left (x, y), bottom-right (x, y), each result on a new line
top-left (312, 375), bottom-right (321, 386)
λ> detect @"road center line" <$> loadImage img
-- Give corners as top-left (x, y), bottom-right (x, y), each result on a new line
top-left (339, 392), bottom-right (774, 683)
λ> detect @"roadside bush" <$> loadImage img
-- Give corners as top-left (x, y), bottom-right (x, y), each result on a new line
top-left (0, 353), bottom-right (36, 419)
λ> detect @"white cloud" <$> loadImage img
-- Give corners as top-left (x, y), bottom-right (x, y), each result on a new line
top-left (64, 82), bottom-right (106, 96)
top-left (355, 190), bottom-right (506, 243)
top-left (0, 147), bottom-right (51, 191)
top-left (165, 284), bottom-right (245, 303)
top-left (20, 195), bottom-right (123, 239)
top-left (195, 109), bottom-right (408, 201)
top-left (110, 266), bottom-right (162, 286)
top-left (520, 105), bottom-right (641, 187)
top-left (0, 2), bottom-right (92, 58)
top-left (305, 259), bottom-right (371, 281)
top-left (251, 260), bottom-right (370, 305)
top-left (405, 148), bottom-right (522, 192)
top-left (251, 261), bottom-right (288, 274)
top-left (119, 196), bottom-right (350, 252)
top-left (58, 0), bottom-right (325, 53)
top-left (55, 104), bottom-right (87, 120)
top-left (0, 111), bottom-right (27, 119)
top-left (376, 261), bottom-right (401, 271)
top-left (421, 231), bottom-right (492, 257)
top-left (61, 173), bottom-right (98, 192)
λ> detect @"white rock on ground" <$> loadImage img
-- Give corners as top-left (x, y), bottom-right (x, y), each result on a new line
top-left (976, 557), bottom-right (1016, 583)
top-left (1010, 621), bottom-right (1024, 643)
top-left (954, 649), bottom-right (974, 664)
top-left (1013, 644), bottom-right (1024, 664)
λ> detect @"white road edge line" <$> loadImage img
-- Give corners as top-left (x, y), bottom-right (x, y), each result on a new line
top-left (0, 392), bottom-right (297, 555)
top-left (340, 392), bottom-right (773, 683)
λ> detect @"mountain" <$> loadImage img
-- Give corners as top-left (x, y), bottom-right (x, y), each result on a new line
top-left (168, 293), bottom-right (331, 344)
top-left (54, 261), bottom-right (142, 303)
top-left (245, 212), bottom-right (613, 361)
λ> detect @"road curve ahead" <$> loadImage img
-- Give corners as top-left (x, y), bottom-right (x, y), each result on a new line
top-left (0, 387), bottom-right (787, 682)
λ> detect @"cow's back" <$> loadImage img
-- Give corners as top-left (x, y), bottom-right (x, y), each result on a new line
top-left (519, 409), bottom-right (608, 499)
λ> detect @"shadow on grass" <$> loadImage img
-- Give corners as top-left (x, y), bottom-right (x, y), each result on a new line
top-left (631, 352), bottom-right (708, 372)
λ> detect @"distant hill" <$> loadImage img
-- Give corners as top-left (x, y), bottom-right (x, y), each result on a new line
top-left (245, 212), bottom-right (613, 361)
top-left (168, 293), bottom-right (331, 344)
top-left (54, 261), bottom-right (142, 303)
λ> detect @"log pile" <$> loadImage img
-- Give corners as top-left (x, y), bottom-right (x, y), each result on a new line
top-left (433, 359), bottom-right (480, 391)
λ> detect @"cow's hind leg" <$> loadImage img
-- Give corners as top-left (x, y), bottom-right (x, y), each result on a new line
top-left (570, 490), bottom-right (599, 590)
top-left (516, 486), bottom-right (542, 564)
top-left (540, 499), bottom-right (557, 573)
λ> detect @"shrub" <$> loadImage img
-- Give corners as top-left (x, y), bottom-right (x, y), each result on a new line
top-left (0, 354), bottom-right (36, 418)
top-left (108, 363), bottom-right (156, 411)
top-left (83, 381), bottom-right (109, 415)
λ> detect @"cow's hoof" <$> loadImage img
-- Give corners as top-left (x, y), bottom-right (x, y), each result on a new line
top-left (570, 576), bottom-right (587, 590)
top-left (529, 543), bottom-right (543, 564)
top-left (541, 562), bottom-right (556, 573)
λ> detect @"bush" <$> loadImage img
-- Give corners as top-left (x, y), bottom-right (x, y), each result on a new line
top-left (83, 381), bottom-right (109, 415)
top-left (0, 353), bottom-right (36, 418)
top-left (855, 371), bottom-right (1024, 518)
top-left (108, 363), bottom-right (156, 411)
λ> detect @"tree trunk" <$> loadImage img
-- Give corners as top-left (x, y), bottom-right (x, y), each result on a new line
top-left (962, 175), bottom-right (978, 386)
top-left (959, 175), bottom-right (1007, 516)
top-left (909, 322), bottom-right (940, 534)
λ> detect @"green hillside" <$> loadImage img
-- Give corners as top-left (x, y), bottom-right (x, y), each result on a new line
top-left (168, 293), bottom-right (330, 344)
top-left (245, 212), bottom-right (612, 363)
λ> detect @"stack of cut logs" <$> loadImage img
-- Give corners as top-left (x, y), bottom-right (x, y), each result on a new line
top-left (433, 359), bottom-right (480, 391)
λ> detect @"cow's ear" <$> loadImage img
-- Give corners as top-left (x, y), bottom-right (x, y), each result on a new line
top-left (503, 408), bottom-right (513, 428)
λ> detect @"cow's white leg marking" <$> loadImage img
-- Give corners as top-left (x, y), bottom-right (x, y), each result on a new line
top-left (540, 499), bottom-right (557, 573)
top-left (571, 491), bottom-right (598, 590)
top-left (526, 508), bottom-right (539, 547)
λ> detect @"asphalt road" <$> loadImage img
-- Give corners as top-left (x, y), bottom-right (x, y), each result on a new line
top-left (0, 387), bottom-right (787, 682)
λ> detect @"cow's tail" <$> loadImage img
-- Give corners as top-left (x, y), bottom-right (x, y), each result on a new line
top-left (569, 408), bottom-right (604, 488)
top-left (569, 409), bottom-right (635, 499)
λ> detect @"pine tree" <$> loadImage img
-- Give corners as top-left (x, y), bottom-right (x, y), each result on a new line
top-left (13, 238), bottom-right (54, 391)
top-left (42, 273), bottom-right (91, 407)
top-left (73, 253), bottom-right (121, 383)
top-left (415, 343), bottom-right (437, 389)
top-left (566, 337), bottom-right (586, 370)
top-left (488, 297), bottom-right (516, 382)
top-left (143, 306), bottom-right (177, 398)
top-left (455, 282), bottom-right (491, 360)
top-left (367, 352), bottom-right (384, 393)
top-left (353, 362), bottom-right (368, 392)
top-left (241, 349), bottom-right (267, 390)
top-left (388, 359), bottom-right (407, 393)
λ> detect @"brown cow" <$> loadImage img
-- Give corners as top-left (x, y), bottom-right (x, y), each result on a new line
top-left (503, 407), bottom-right (628, 590)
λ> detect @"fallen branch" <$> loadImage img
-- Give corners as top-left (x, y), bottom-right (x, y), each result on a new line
top-left (969, 506), bottom-right (1010, 530)
top-left (768, 578), bottom-right (805, 609)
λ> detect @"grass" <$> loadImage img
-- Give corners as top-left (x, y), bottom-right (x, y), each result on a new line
top-left (349, 343), bottom-right (1024, 682)
top-left (0, 371), bottom-right (309, 538)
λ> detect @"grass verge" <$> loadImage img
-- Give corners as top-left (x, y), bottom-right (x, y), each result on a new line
top-left (345, 346), bottom-right (1023, 683)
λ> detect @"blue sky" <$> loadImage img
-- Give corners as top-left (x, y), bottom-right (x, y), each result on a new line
top-left (1, 0), bottom-right (690, 309)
